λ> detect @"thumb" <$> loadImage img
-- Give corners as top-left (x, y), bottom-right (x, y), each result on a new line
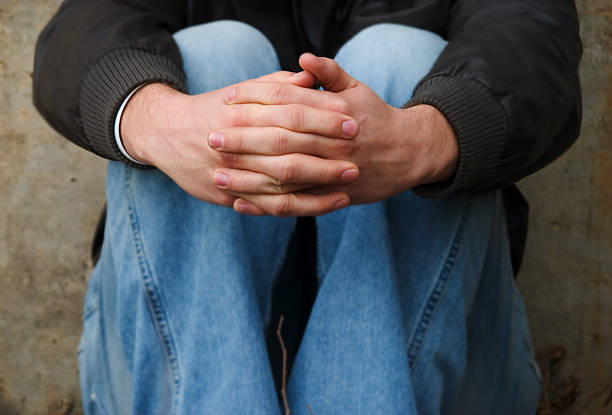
top-left (299, 53), bottom-right (357, 92)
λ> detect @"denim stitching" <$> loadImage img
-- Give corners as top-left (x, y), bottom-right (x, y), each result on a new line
top-left (124, 167), bottom-right (182, 414)
top-left (82, 304), bottom-right (98, 321)
top-left (407, 195), bottom-right (473, 369)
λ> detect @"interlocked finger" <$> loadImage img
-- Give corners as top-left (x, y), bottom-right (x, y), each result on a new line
top-left (208, 127), bottom-right (354, 158)
top-left (213, 168), bottom-right (314, 194)
top-left (233, 191), bottom-right (350, 217)
top-left (216, 153), bottom-right (359, 185)
top-left (225, 103), bottom-right (359, 138)
top-left (253, 71), bottom-right (315, 87)
top-left (227, 81), bottom-right (351, 114)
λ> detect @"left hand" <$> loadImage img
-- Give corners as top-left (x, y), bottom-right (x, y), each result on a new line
top-left (216, 53), bottom-right (459, 215)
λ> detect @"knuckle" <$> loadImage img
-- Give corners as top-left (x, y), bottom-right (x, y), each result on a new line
top-left (319, 165), bottom-right (332, 183)
top-left (236, 132), bottom-right (245, 152)
top-left (288, 105), bottom-right (304, 129)
top-left (219, 151), bottom-right (241, 167)
top-left (270, 176), bottom-right (283, 187)
top-left (331, 139), bottom-right (353, 156)
top-left (323, 113), bottom-right (342, 135)
top-left (270, 84), bottom-right (289, 103)
top-left (334, 99), bottom-right (351, 115)
top-left (272, 195), bottom-right (293, 217)
top-left (274, 130), bottom-right (289, 154)
top-left (268, 177), bottom-right (286, 194)
top-left (272, 182), bottom-right (286, 195)
top-left (228, 107), bottom-right (249, 126)
top-left (278, 156), bottom-right (297, 182)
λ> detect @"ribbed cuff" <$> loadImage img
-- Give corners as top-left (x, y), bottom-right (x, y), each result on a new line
top-left (80, 49), bottom-right (186, 168)
top-left (404, 75), bottom-right (508, 197)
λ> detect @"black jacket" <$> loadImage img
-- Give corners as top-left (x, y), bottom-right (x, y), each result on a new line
top-left (32, 0), bottom-right (582, 272)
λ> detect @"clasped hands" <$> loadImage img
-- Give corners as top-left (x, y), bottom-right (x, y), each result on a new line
top-left (121, 53), bottom-right (458, 217)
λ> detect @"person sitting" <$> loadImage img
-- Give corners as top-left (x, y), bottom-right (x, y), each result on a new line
top-left (33, 1), bottom-right (582, 413)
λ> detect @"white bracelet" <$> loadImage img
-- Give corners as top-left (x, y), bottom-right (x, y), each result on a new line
top-left (114, 85), bottom-right (147, 165)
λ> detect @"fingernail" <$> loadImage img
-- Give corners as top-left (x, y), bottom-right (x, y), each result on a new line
top-left (341, 168), bottom-right (358, 182)
top-left (225, 87), bottom-right (235, 103)
top-left (208, 132), bottom-right (224, 149)
top-left (235, 200), bottom-right (250, 214)
top-left (214, 171), bottom-right (229, 188)
top-left (334, 198), bottom-right (348, 209)
top-left (342, 120), bottom-right (358, 136)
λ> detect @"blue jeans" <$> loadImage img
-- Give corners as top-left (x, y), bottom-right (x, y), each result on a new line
top-left (78, 21), bottom-right (542, 414)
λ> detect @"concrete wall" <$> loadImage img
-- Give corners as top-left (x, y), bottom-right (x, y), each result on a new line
top-left (1, 1), bottom-right (105, 413)
top-left (0, 1), bottom-right (609, 414)
top-left (517, 2), bottom-right (612, 412)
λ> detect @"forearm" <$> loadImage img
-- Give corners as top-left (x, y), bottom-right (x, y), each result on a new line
top-left (406, 0), bottom-right (581, 196)
top-left (33, 0), bottom-right (188, 163)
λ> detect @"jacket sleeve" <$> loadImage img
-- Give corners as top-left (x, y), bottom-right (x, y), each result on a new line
top-left (405, 0), bottom-right (582, 196)
top-left (33, 0), bottom-right (189, 166)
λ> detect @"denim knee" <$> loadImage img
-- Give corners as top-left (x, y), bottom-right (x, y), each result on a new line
top-left (334, 24), bottom-right (447, 106)
top-left (173, 20), bottom-right (281, 94)
top-left (338, 23), bottom-right (446, 60)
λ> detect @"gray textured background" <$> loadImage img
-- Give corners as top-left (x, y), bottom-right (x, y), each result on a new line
top-left (0, 1), bottom-right (610, 414)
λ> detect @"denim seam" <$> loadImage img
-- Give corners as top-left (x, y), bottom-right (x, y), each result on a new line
top-left (406, 195), bottom-right (474, 369)
top-left (82, 305), bottom-right (98, 321)
top-left (124, 167), bottom-right (182, 414)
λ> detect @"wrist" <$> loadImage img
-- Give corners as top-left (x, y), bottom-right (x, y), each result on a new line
top-left (398, 104), bottom-right (458, 186)
top-left (120, 82), bottom-right (185, 165)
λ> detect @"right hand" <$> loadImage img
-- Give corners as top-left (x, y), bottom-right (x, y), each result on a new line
top-left (120, 72), bottom-right (360, 215)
